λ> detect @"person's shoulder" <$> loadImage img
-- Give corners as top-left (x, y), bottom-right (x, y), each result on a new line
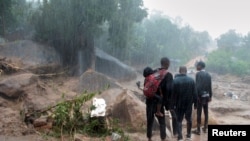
top-left (196, 70), bottom-right (205, 75)
top-left (166, 71), bottom-right (173, 78)
top-left (205, 71), bottom-right (211, 75)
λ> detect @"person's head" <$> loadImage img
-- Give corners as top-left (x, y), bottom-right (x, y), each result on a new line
top-left (196, 61), bottom-right (206, 71)
top-left (143, 66), bottom-right (154, 77)
top-left (179, 66), bottom-right (187, 74)
top-left (160, 57), bottom-right (170, 69)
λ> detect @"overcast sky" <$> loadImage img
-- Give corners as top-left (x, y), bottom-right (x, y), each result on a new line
top-left (143, 0), bottom-right (250, 39)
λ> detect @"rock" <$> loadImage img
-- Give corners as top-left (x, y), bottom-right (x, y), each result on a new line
top-left (0, 40), bottom-right (60, 71)
top-left (0, 73), bottom-right (38, 99)
top-left (100, 89), bottom-right (146, 132)
top-left (33, 116), bottom-right (47, 127)
top-left (78, 69), bottom-right (121, 93)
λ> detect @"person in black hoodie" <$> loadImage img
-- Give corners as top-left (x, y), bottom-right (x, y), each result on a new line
top-left (173, 66), bottom-right (197, 141)
top-left (145, 57), bottom-right (174, 141)
top-left (192, 61), bottom-right (212, 135)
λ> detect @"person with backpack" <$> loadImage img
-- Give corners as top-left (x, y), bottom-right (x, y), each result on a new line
top-left (144, 57), bottom-right (174, 141)
top-left (173, 66), bottom-right (197, 141)
top-left (192, 61), bottom-right (212, 135)
top-left (136, 66), bottom-right (164, 117)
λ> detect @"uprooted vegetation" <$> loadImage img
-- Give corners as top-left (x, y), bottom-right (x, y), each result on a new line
top-left (23, 91), bottom-right (130, 141)
top-left (0, 57), bottom-right (22, 75)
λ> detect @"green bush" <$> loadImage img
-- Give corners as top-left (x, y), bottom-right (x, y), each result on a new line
top-left (207, 48), bottom-right (250, 76)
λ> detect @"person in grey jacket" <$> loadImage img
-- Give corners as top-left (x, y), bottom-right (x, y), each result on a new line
top-left (173, 66), bottom-right (197, 141)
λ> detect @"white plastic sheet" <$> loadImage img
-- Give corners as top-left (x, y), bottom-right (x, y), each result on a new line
top-left (90, 98), bottom-right (106, 117)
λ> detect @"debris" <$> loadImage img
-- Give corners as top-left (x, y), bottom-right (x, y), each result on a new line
top-left (224, 92), bottom-right (238, 100)
top-left (111, 132), bottom-right (121, 141)
top-left (91, 98), bottom-right (106, 117)
top-left (0, 57), bottom-right (22, 74)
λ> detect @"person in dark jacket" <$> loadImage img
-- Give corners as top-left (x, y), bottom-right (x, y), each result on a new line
top-left (146, 57), bottom-right (174, 141)
top-left (173, 66), bottom-right (197, 141)
top-left (136, 66), bottom-right (164, 117)
top-left (192, 61), bottom-right (212, 135)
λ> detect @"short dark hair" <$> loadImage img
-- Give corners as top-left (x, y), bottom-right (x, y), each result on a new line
top-left (161, 57), bottom-right (170, 68)
top-left (179, 66), bottom-right (187, 74)
top-left (197, 61), bottom-right (206, 69)
top-left (143, 66), bottom-right (154, 77)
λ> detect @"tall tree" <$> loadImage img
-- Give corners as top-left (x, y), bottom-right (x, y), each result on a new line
top-left (216, 30), bottom-right (242, 51)
top-left (0, 0), bottom-right (13, 37)
top-left (33, 0), bottom-right (147, 74)
top-left (108, 0), bottom-right (147, 61)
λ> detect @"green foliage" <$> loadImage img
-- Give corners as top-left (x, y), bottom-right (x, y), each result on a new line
top-left (48, 92), bottom-right (129, 140)
top-left (0, 0), bottom-right (33, 37)
top-left (207, 48), bottom-right (250, 76)
top-left (216, 30), bottom-right (242, 51)
top-left (52, 92), bottom-right (96, 136)
top-left (207, 49), bottom-right (231, 74)
top-left (207, 30), bottom-right (250, 76)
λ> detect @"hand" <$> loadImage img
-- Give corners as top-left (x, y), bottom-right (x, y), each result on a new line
top-left (136, 81), bottom-right (140, 88)
top-left (208, 97), bottom-right (212, 102)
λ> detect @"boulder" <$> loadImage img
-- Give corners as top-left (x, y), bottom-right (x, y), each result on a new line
top-left (0, 40), bottom-right (60, 71)
top-left (33, 116), bottom-right (48, 127)
top-left (78, 69), bottom-right (121, 93)
top-left (95, 48), bottom-right (137, 81)
top-left (0, 73), bottom-right (38, 99)
top-left (95, 88), bottom-right (146, 132)
top-left (91, 88), bottom-right (173, 136)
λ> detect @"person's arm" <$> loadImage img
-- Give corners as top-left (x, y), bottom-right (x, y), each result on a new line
top-left (193, 80), bottom-right (198, 109)
top-left (136, 81), bottom-right (143, 91)
top-left (208, 73), bottom-right (212, 102)
top-left (172, 79), bottom-right (177, 110)
top-left (166, 73), bottom-right (174, 110)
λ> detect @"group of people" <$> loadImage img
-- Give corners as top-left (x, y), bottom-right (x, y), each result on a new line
top-left (138, 57), bottom-right (212, 141)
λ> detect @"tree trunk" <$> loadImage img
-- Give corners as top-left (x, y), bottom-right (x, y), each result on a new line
top-left (78, 32), bottom-right (95, 75)
top-left (0, 15), bottom-right (5, 38)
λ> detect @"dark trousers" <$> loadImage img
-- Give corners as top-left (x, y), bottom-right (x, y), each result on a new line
top-left (146, 99), bottom-right (166, 140)
top-left (170, 109), bottom-right (178, 136)
top-left (176, 107), bottom-right (192, 140)
top-left (197, 102), bottom-right (208, 130)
